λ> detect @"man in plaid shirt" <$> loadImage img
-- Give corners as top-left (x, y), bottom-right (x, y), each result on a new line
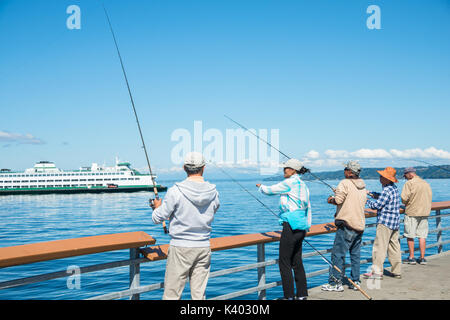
top-left (364, 167), bottom-right (402, 279)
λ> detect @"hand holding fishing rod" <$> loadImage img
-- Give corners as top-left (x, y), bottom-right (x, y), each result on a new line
top-left (102, 3), bottom-right (167, 234)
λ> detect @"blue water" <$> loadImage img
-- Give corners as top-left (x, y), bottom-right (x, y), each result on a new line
top-left (0, 178), bottom-right (449, 300)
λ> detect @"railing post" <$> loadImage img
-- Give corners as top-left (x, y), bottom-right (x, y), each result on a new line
top-left (129, 248), bottom-right (140, 300)
top-left (436, 210), bottom-right (442, 254)
top-left (257, 243), bottom-right (266, 300)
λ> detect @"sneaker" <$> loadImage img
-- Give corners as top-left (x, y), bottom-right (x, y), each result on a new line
top-left (295, 296), bottom-right (308, 300)
top-left (348, 281), bottom-right (361, 291)
top-left (362, 272), bottom-right (383, 280)
top-left (417, 257), bottom-right (428, 265)
top-left (391, 274), bottom-right (402, 279)
top-left (321, 283), bottom-right (344, 292)
top-left (276, 297), bottom-right (295, 300)
top-left (405, 257), bottom-right (416, 265)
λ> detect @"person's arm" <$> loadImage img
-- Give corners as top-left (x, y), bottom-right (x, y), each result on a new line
top-left (258, 180), bottom-right (291, 195)
top-left (367, 188), bottom-right (390, 210)
top-left (333, 181), bottom-right (347, 205)
top-left (152, 188), bottom-right (178, 224)
top-left (401, 182), bottom-right (411, 205)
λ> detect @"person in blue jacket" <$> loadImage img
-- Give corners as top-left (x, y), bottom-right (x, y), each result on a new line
top-left (257, 158), bottom-right (311, 300)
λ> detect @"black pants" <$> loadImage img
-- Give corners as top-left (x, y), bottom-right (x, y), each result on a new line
top-left (279, 222), bottom-right (308, 298)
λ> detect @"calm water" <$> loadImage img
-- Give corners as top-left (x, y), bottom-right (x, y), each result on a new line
top-left (0, 178), bottom-right (449, 300)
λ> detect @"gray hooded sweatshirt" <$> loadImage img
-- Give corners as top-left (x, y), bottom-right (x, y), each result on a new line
top-left (152, 177), bottom-right (220, 247)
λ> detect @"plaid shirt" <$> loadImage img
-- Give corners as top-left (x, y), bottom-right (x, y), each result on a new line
top-left (367, 183), bottom-right (401, 230)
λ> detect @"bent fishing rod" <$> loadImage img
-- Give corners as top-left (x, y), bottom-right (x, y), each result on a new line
top-left (102, 4), bottom-right (168, 234)
top-left (214, 164), bottom-right (372, 300)
top-left (224, 115), bottom-right (336, 192)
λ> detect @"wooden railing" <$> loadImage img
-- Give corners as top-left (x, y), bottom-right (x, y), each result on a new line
top-left (0, 201), bottom-right (449, 300)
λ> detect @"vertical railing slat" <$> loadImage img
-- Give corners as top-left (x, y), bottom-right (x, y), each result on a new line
top-left (129, 248), bottom-right (140, 300)
top-left (257, 243), bottom-right (266, 300)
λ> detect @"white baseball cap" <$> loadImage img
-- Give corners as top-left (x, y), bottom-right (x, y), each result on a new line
top-left (281, 158), bottom-right (304, 171)
top-left (184, 152), bottom-right (206, 168)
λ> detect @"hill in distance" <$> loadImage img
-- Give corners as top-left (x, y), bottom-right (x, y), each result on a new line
top-left (263, 165), bottom-right (450, 182)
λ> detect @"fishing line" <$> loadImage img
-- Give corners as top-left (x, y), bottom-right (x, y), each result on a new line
top-left (101, 3), bottom-right (167, 233)
top-left (213, 163), bottom-right (372, 300)
top-left (224, 115), bottom-right (336, 192)
top-left (409, 159), bottom-right (450, 174)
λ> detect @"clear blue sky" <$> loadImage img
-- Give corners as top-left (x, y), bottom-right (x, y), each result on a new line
top-left (1, 0), bottom-right (449, 177)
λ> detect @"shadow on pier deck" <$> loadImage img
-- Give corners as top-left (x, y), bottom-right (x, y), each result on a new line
top-left (308, 251), bottom-right (450, 300)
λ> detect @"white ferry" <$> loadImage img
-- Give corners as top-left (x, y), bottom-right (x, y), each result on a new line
top-left (0, 160), bottom-right (167, 195)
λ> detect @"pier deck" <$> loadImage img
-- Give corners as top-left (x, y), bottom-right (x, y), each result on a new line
top-left (308, 251), bottom-right (450, 300)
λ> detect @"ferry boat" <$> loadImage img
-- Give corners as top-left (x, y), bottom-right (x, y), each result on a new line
top-left (0, 161), bottom-right (167, 195)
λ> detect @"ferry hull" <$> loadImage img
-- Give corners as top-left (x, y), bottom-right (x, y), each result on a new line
top-left (0, 185), bottom-right (167, 196)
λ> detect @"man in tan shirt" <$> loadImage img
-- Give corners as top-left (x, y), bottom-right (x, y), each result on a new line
top-left (322, 161), bottom-right (367, 292)
top-left (401, 167), bottom-right (432, 265)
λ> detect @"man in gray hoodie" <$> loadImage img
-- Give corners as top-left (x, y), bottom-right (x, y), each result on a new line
top-left (151, 152), bottom-right (220, 300)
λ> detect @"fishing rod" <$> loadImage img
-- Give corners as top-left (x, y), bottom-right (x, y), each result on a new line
top-left (214, 164), bottom-right (372, 300)
top-left (224, 115), bottom-right (336, 192)
top-left (409, 159), bottom-right (450, 174)
top-left (102, 4), bottom-right (168, 234)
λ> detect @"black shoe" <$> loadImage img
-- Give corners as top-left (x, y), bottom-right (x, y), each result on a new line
top-left (295, 296), bottom-right (308, 300)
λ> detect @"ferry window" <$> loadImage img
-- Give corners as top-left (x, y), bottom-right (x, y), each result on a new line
top-left (88, 179), bottom-right (94, 181)
top-left (80, 179), bottom-right (86, 181)
top-left (38, 180), bottom-right (45, 183)
top-left (113, 178), bottom-right (119, 181)
top-left (47, 180), bottom-right (54, 182)
top-left (47, 185), bottom-right (54, 188)
top-left (96, 179), bottom-right (103, 181)
top-left (13, 180), bottom-right (19, 183)
top-left (72, 179), bottom-right (79, 182)
top-left (128, 178), bottom-right (134, 180)
top-left (23, 180), bottom-right (29, 183)
top-left (55, 180), bottom-right (62, 182)
top-left (13, 186), bottom-right (20, 188)
top-left (63, 179), bottom-right (70, 182)
top-left (30, 185), bottom-right (37, 188)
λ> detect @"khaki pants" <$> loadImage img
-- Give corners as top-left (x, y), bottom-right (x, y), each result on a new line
top-left (163, 245), bottom-right (211, 300)
top-left (371, 224), bottom-right (402, 276)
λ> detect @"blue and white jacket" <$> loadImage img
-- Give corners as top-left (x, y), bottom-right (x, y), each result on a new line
top-left (258, 174), bottom-right (312, 227)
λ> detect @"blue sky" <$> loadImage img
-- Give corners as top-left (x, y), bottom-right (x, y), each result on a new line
top-left (1, 0), bottom-right (450, 178)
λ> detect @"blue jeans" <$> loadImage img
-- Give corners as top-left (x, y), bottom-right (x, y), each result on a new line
top-left (329, 226), bottom-right (362, 285)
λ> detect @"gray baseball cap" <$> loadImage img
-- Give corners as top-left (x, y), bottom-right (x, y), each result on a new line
top-left (281, 159), bottom-right (304, 171)
top-left (403, 167), bottom-right (416, 174)
top-left (343, 160), bottom-right (361, 174)
top-left (184, 152), bottom-right (206, 168)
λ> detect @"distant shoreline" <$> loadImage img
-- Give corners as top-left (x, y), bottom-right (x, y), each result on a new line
top-left (263, 165), bottom-right (450, 181)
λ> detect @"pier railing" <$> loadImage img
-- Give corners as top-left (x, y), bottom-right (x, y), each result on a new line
top-left (0, 201), bottom-right (449, 300)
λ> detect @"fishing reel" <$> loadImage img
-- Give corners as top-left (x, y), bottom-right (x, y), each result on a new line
top-left (369, 192), bottom-right (381, 199)
top-left (299, 167), bottom-right (310, 175)
top-left (149, 198), bottom-right (155, 209)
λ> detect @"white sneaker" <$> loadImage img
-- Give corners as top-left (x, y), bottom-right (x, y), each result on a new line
top-left (321, 283), bottom-right (344, 292)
